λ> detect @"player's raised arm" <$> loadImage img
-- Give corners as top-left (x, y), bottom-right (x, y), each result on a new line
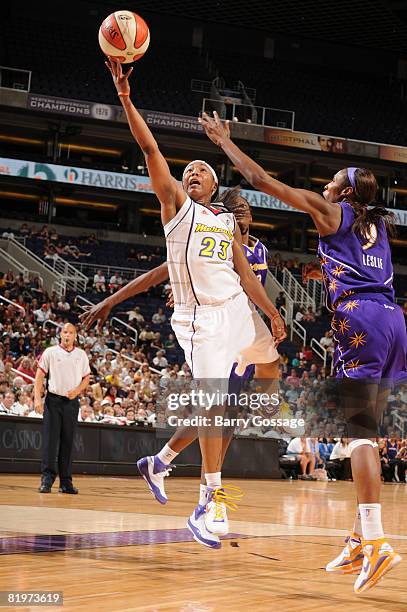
top-left (80, 262), bottom-right (169, 331)
top-left (199, 112), bottom-right (340, 233)
top-left (106, 58), bottom-right (185, 225)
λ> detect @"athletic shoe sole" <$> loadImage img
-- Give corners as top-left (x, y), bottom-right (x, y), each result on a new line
top-left (355, 553), bottom-right (402, 594)
top-left (186, 518), bottom-right (221, 549)
top-left (136, 457), bottom-right (167, 505)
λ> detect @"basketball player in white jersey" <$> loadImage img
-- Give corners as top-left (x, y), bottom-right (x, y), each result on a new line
top-left (106, 58), bottom-right (285, 547)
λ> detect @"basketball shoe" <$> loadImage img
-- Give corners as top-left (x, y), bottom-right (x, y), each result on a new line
top-left (326, 533), bottom-right (364, 574)
top-left (136, 455), bottom-right (174, 504)
top-left (187, 504), bottom-right (221, 549)
top-left (204, 486), bottom-right (243, 536)
top-left (354, 538), bottom-right (402, 594)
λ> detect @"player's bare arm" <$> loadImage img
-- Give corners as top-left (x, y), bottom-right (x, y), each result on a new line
top-left (106, 58), bottom-right (185, 225)
top-left (233, 226), bottom-right (286, 345)
top-left (199, 111), bottom-right (341, 235)
top-left (80, 262), bottom-right (169, 331)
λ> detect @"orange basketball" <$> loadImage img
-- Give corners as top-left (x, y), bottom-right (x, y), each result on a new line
top-left (98, 10), bottom-right (150, 64)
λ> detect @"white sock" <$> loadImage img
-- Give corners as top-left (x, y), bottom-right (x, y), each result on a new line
top-left (353, 509), bottom-right (362, 539)
top-left (205, 471), bottom-right (222, 489)
top-left (199, 484), bottom-right (209, 506)
top-left (156, 444), bottom-right (178, 465)
top-left (359, 503), bottom-right (384, 541)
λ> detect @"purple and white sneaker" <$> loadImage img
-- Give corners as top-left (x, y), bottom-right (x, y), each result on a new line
top-left (136, 455), bottom-right (174, 504)
top-left (187, 504), bottom-right (221, 549)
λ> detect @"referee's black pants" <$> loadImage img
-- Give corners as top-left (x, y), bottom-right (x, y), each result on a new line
top-left (42, 392), bottom-right (79, 484)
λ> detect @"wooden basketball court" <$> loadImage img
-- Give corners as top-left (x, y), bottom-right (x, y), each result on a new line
top-left (0, 475), bottom-right (405, 611)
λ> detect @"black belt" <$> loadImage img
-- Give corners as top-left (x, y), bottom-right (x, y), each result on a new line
top-left (47, 392), bottom-right (75, 401)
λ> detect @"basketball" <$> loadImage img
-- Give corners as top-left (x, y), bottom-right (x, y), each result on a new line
top-left (98, 10), bottom-right (150, 64)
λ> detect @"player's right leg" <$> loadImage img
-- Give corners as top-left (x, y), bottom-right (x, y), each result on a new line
top-left (137, 428), bottom-right (197, 504)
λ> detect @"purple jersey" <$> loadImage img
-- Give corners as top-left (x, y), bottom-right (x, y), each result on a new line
top-left (229, 236), bottom-right (269, 386)
top-left (243, 237), bottom-right (268, 287)
top-left (318, 201), bottom-right (394, 311)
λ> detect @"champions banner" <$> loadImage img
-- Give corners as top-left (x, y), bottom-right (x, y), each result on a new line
top-left (1, 155), bottom-right (407, 225)
top-left (26, 94), bottom-right (407, 165)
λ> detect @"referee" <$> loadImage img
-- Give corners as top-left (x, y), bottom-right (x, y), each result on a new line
top-left (34, 323), bottom-right (90, 494)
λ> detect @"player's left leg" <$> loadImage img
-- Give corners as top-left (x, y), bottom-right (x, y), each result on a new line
top-left (327, 301), bottom-right (403, 590)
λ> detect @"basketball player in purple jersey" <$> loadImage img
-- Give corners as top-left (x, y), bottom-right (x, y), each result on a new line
top-left (98, 58), bottom-right (285, 548)
top-left (200, 111), bottom-right (404, 593)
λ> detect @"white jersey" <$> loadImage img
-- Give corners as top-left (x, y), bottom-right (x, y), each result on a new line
top-left (164, 197), bottom-right (243, 307)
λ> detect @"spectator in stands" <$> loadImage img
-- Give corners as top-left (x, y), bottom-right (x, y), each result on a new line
top-left (153, 350), bottom-right (168, 370)
top-left (9, 386), bottom-right (30, 415)
top-left (139, 325), bottom-right (154, 343)
top-left (395, 440), bottom-right (407, 483)
top-left (164, 333), bottom-right (176, 349)
top-left (127, 306), bottom-right (144, 324)
top-left (286, 368), bottom-right (300, 388)
top-left (329, 438), bottom-right (352, 480)
top-left (108, 272), bottom-right (123, 294)
top-left (78, 405), bottom-right (96, 422)
top-left (43, 243), bottom-right (57, 262)
top-left (320, 331), bottom-right (334, 354)
top-left (93, 270), bottom-right (106, 293)
top-left (152, 307), bottom-right (167, 325)
top-left (275, 291), bottom-right (286, 310)
top-left (386, 436), bottom-right (399, 482)
top-left (2, 228), bottom-right (15, 240)
top-left (104, 385), bottom-right (118, 404)
top-left (295, 308), bottom-right (304, 323)
top-left (33, 303), bottom-right (52, 323)
top-left (378, 439), bottom-right (393, 482)
top-left (286, 436), bottom-right (317, 480)
top-left (19, 223), bottom-right (30, 237)
top-left (302, 345), bottom-right (313, 362)
top-left (16, 357), bottom-right (35, 383)
top-left (57, 295), bottom-right (70, 312)
top-left (0, 391), bottom-right (16, 414)
top-left (302, 306), bottom-right (316, 322)
top-left (151, 332), bottom-right (164, 351)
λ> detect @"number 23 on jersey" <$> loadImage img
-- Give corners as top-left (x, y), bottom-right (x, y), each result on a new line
top-left (199, 237), bottom-right (230, 260)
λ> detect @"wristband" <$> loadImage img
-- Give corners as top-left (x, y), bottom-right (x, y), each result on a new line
top-left (118, 92), bottom-right (130, 97)
top-left (271, 313), bottom-right (281, 320)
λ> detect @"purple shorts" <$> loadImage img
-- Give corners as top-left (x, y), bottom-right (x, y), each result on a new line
top-left (332, 298), bottom-right (407, 384)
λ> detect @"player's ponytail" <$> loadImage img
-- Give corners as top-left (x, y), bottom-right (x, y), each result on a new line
top-left (218, 186), bottom-right (250, 216)
top-left (341, 168), bottom-right (396, 241)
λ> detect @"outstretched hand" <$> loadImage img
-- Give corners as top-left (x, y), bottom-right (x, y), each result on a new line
top-left (79, 299), bottom-right (112, 332)
top-left (198, 111), bottom-right (230, 147)
top-left (105, 56), bottom-right (133, 95)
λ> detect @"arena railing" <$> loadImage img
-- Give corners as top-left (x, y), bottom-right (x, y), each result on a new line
top-left (0, 294), bottom-right (26, 317)
top-left (2, 238), bottom-right (66, 298)
top-left (291, 318), bottom-right (306, 345)
top-left (75, 295), bottom-right (138, 346)
top-left (282, 267), bottom-right (316, 311)
top-left (110, 317), bottom-right (138, 345)
top-left (107, 347), bottom-right (163, 377)
top-left (310, 337), bottom-right (328, 369)
top-left (202, 97), bottom-right (295, 130)
top-left (50, 255), bottom-right (88, 292)
top-left (74, 262), bottom-right (146, 279)
top-left (11, 367), bottom-right (35, 383)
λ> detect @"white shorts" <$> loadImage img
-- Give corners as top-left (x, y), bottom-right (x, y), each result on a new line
top-left (171, 291), bottom-right (279, 380)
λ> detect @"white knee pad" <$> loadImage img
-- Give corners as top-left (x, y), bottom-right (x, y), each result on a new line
top-left (348, 439), bottom-right (375, 456)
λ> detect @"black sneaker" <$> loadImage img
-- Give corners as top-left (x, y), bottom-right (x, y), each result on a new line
top-left (58, 483), bottom-right (78, 494)
top-left (39, 478), bottom-right (54, 493)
